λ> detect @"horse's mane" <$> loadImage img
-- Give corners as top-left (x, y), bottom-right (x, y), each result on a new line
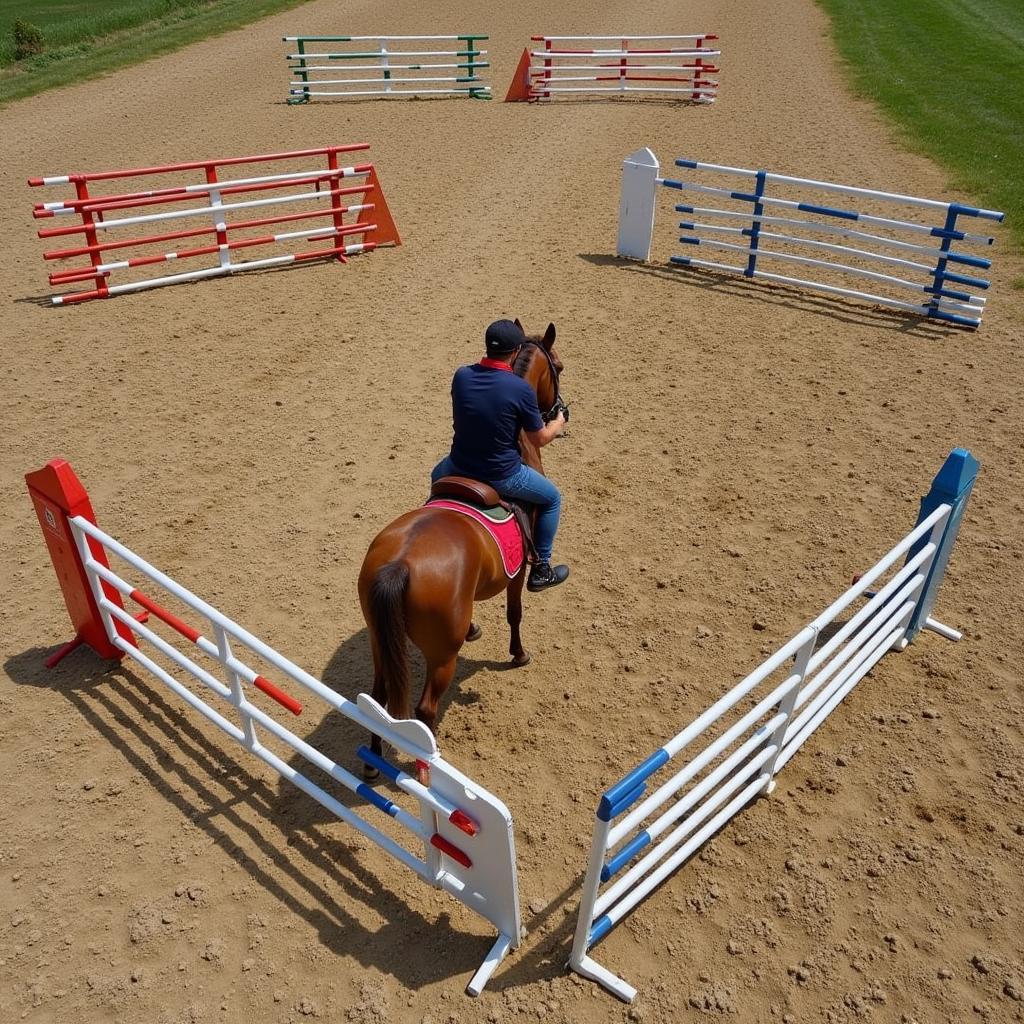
top-left (512, 341), bottom-right (540, 379)
top-left (512, 341), bottom-right (547, 475)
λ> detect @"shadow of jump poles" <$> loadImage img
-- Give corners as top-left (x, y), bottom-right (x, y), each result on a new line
top-left (24, 458), bottom-right (523, 997)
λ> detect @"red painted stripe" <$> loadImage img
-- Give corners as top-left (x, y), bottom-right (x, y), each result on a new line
top-left (129, 588), bottom-right (202, 643)
top-left (254, 675), bottom-right (303, 716)
top-left (35, 166), bottom-right (374, 221)
top-left (28, 144), bottom-right (371, 187)
top-left (39, 184), bottom-right (371, 241)
top-left (430, 834), bottom-right (472, 868)
top-left (53, 241), bottom-right (377, 302)
top-left (594, 75), bottom-right (701, 83)
top-left (448, 809), bottom-right (480, 837)
top-left (42, 192), bottom-right (372, 255)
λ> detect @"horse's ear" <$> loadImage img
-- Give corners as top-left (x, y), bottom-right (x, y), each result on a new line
top-left (514, 317), bottom-right (523, 330)
top-left (542, 322), bottom-right (556, 350)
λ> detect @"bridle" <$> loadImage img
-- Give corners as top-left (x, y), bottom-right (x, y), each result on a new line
top-left (515, 342), bottom-right (569, 424)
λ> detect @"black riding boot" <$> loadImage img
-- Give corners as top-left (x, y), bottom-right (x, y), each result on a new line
top-left (527, 560), bottom-right (570, 592)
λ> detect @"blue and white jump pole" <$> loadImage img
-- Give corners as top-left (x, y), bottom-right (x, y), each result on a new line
top-left (569, 449), bottom-right (980, 1001)
top-left (617, 149), bottom-right (1004, 328)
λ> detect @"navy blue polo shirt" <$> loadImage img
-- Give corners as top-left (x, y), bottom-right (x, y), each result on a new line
top-left (448, 362), bottom-right (544, 481)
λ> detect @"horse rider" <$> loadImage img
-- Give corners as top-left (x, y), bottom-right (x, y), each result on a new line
top-left (431, 319), bottom-right (569, 592)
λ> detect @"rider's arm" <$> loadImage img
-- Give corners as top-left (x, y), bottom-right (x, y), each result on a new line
top-left (524, 410), bottom-right (566, 449)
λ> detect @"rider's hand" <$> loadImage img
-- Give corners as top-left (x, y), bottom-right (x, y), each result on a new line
top-left (554, 410), bottom-right (567, 432)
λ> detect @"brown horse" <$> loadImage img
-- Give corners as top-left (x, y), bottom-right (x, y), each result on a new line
top-left (358, 322), bottom-right (564, 770)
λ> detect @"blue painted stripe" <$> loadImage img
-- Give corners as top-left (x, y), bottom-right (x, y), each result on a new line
top-left (796, 201), bottom-right (859, 221)
top-left (589, 913), bottom-right (614, 946)
top-left (678, 222), bottom-right (696, 231)
top-left (935, 269), bottom-right (988, 289)
top-left (674, 204), bottom-right (695, 214)
top-left (924, 285), bottom-right (973, 302)
top-left (730, 190), bottom-right (758, 203)
top-left (745, 169), bottom-right (767, 277)
top-left (678, 235), bottom-right (701, 245)
top-left (930, 226), bottom-right (966, 241)
top-left (949, 202), bottom-right (983, 218)
top-left (945, 252), bottom-right (990, 269)
top-left (669, 255), bottom-right (693, 266)
top-left (598, 749), bottom-right (669, 821)
top-left (674, 158), bottom-right (699, 169)
top-left (600, 831), bottom-right (652, 882)
top-left (927, 308), bottom-right (979, 329)
top-left (660, 178), bottom-right (684, 190)
top-left (927, 206), bottom-right (961, 317)
top-left (599, 783), bottom-right (646, 822)
top-left (357, 745), bottom-right (402, 783)
top-left (356, 781), bottom-right (399, 817)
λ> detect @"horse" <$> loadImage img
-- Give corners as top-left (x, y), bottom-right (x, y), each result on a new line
top-left (357, 322), bottom-right (565, 776)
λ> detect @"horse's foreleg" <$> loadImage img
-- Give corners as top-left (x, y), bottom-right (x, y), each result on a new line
top-left (465, 622), bottom-right (482, 642)
top-left (507, 571), bottom-right (531, 667)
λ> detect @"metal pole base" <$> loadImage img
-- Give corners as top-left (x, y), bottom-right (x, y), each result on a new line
top-left (466, 933), bottom-right (513, 996)
top-left (568, 953), bottom-right (638, 1003)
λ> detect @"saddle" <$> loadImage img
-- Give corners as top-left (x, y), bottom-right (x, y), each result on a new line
top-left (427, 475), bottom-right (538, 577)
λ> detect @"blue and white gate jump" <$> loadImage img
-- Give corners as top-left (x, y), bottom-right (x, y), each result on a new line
top-left (569, 449), bottom-right (979, 1001)
top-left (617, 148), bottom-right (1004, 328)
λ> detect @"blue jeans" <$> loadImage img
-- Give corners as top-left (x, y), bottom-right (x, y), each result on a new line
top-left (431, 456), bottom-right (561, 562)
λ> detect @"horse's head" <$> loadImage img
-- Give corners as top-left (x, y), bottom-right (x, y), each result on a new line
top-left (512, 320), bottom-right (566, 423)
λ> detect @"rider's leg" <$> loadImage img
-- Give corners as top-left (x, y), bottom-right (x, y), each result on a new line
top-left (491, 465), bottom-right (561, 561)
top-left (491, 465), bottom-right (568, 591)
top-left (430, 455), bottom-right (463, 483)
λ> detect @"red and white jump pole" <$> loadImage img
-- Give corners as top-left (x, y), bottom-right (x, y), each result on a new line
top-left (505, 34), bottom-right (720, 102)
top-left (29, 144), bottom-right (400, 304)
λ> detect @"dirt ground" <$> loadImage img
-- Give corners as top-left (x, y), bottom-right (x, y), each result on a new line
top-left (1, 0), bottom-right (1022, 1022)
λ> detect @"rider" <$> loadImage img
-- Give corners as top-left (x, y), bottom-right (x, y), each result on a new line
top-left (431, 319), bottom-right (569, 592)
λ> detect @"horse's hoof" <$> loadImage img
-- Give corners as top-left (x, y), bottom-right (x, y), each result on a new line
top-left (362, 764), bottom-right (380, 782)
top-left (465, 623), bottom-right (483, 642)
top-left (510, 651), bottom-right (532, 668)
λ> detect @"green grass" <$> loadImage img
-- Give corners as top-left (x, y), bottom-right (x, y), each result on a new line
top-left (815, 0), bottom-right (1023, 251)
top-left (0, 0), bottom-right (310, 104)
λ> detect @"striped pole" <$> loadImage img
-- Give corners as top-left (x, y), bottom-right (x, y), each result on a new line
top-left (27, 459), bottom-right (521, 994)
top-left (508, 35), bottom-right (721, 101)
top-left (617, 150), bottom-right (1004, 328)
top-left (569, 451), bottom-right (976, 1000)
top-left (283, 35), bottom-right (491, 100)
top-left (29, 145), bottom-right (399, 303)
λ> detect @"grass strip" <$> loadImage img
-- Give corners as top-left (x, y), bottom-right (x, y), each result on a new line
top-left (1, 0), bottom-right (310, 104)
top-left (815, 0), bottom-right (1022, 254)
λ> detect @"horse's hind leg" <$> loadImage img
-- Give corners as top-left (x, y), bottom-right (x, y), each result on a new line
top-left (364, 638), bottom-right (386, 781)
top-left (507, 570), bottom-right (531, 667)
top-left (416, 653), bottom-right (458, 735)
top-left (465, 622), bottom-right (482, 642)
top-left (414, 652), bottom-right (458, 784)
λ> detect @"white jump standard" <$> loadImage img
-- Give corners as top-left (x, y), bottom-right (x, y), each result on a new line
top-left (570, 449), bottom-right (980, 1001)
top-left (27, 460), bottom-right (520, 995)
top-left (617, 149), bottom-right (1004, 328)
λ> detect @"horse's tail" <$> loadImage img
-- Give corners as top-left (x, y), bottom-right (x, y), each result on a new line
top-left (369, 560), bottom-right (411, 720)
